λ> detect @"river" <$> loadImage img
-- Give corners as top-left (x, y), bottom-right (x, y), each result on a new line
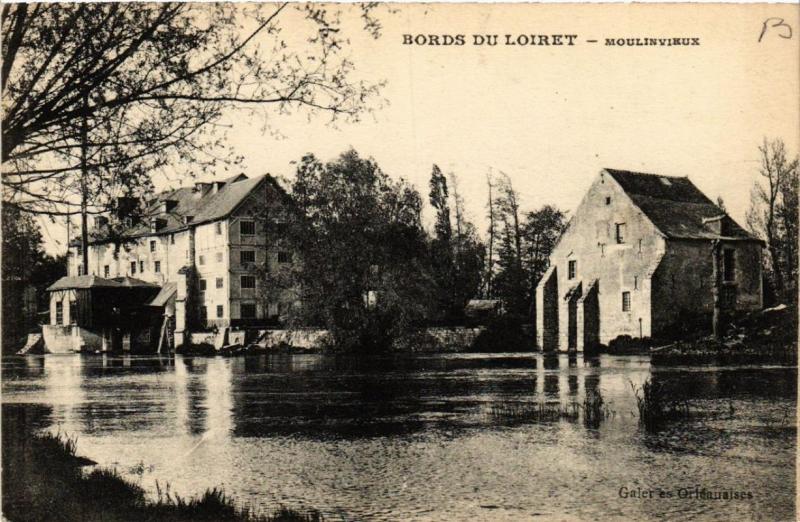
top-left (1, 353), bottom-right (795, 521)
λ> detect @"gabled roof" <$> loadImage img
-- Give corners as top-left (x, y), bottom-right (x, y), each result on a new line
top-left (604, 168), bottom-right (758, 241)
top-left (84, 173), bottom-right (289, 244)
top-left (47, 275), bottom-right (123, 291)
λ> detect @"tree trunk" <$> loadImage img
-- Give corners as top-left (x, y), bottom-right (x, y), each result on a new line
top-left (80, 92), bottom-right (89, 275)
top-left (711, 240), bottom-right (722, 340)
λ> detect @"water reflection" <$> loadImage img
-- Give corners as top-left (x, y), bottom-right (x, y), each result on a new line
top-left (2, 352), bottom-right (796, 521)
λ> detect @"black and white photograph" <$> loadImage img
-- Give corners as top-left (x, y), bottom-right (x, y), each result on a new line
top-left (1, 2), bottom-right (798, 521)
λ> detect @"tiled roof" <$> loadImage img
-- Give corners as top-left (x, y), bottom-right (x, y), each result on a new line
top-left (85, 173), bottom-right (287, 244)
top-left (47, 275), bottom-right (123, 291)
top-left (605, 168), bottom-right (758, 241)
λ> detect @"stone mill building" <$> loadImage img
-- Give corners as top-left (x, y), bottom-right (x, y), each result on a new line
top-left (535, 168), bottom-right (763, 352)
top-left (45, 173), bottom-right (296, 353)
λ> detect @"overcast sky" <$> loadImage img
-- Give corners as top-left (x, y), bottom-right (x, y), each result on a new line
top-left (42, 4), bottom-right (799, 254)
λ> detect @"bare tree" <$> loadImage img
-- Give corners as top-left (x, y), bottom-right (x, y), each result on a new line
top-left (1, 3), bottom-right (385, 219)
top-left (746, 138), bottom-right (799, 302)
top-left (484, 168), bottom-right (496, 297)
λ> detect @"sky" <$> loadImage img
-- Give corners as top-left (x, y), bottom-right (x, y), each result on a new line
top-left (40, 3), bottom-right (800, 255)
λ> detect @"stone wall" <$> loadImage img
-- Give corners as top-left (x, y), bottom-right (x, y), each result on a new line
top-left (42, 325), bottom-right (103, 353)
top-left (651, 239), bottom-right (762, 336)
top-left (538, 171), bottom-right (665, 351)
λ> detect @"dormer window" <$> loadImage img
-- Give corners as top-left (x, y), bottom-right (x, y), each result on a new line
top-left (161, 200), bottom-right (178, 213)
top-left (659, 177), bottom-right (672, 186)
top-left (184, 215), bottom-right (194, 225)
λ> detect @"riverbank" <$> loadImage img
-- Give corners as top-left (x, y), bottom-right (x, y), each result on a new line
top-left (650, 304), bottom-right (797, 366)
top-left (2, 404), bottom-right (321, 522)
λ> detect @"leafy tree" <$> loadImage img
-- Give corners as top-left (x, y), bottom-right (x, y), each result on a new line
top-left (521, 205), bottom-right (567, 318)
top-left (492, 172), bottom-right (527, 316)
top-left (746, 138), bottom-right (799, 303)
top-left (448, 172), bottom-right (485, 319)
top-left (483, 169), bottom-right (567, 321)
top-left (427, 166), bottom-right (484, 323)
top-left (282, 150), bottom-right (434, 350)
top-left (2, 207), bottom-right (65, 350)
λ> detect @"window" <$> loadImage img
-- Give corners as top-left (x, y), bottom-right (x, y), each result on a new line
top-left (622, 291), bottom-right (631, 312)
top-left (615, 223), bottom-right (626, 244)
top-left (69, 301), bottom-right (77, 324)
top-left (241, 275), bottom-right (256, 289)
top-left (170, 234), bottom-right (175, 245)
top-left (240, 220), bottom-right (255, 235)
top-left (216, 305), bottom-right (224, 318)
top-left (215, 222), bottom-right (223, 235)
top-left (77, 264), bottom-right (84, 276)
top-left (240, 250), bottom-right (255, 264)
top-left (139, 260), bottom-right (145, 272)
top-left (199, 306), bottom-right (207, 322)
top-left (216, 277), bottom-right (223, 289)
top-left (199, 255), bottom-right (205, 266)
top-left (216, 252), bottom-right (223, 263)
top-left (634, 276), bottom-right (638, 290)
top-left (55, 302), bottom-right (63, 325)
top-left (723, 249), bottom-right (736, 282)
top-left (150, 240), bottom-right (156, 252)
top-left (130, 261), bottom-right (137, 275)
top-left (199, 279), bottom-right (207, 291)
top-left (605, 196), bottom-right (611, 205)
top-left (241, 303), bottom-right (257, 319)
top-left (638, 239), bottom-right (642, 253)
top-left (568, 260), bottom-right (577, 280)
top-left (104, 265), bottom-right (110, 278)
top-left (278, 251), bottom-right (291, 264)
top-left (154, 261), bottom-right (161, 273)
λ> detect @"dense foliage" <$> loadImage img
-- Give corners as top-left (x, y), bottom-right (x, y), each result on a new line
top-left (277, 150), bottom-right (433, 350)
top-left (2, 207), bottom-right (65, 351)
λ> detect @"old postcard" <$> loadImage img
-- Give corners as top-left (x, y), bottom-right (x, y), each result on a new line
top-left (1, 2), bottom-right (798, 521)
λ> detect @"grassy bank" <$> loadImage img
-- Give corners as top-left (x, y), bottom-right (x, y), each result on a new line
top-left (2, 404), bottom-right (321, 522)
top-left (650, 304), bottom-right (797, 366)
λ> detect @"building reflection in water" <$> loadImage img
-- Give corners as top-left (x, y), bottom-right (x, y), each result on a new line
top-left (174, 356), bottom-right (234, 439)
top-left (529, 353), bottom-right (603, 411)
top-left (42, 355), bottom-right (86, 435)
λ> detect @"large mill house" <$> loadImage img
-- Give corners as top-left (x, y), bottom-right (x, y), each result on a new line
top-left (535, 169), bottom-right (763, 352)
top-left (45, 173), bottom-right (296, 353)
